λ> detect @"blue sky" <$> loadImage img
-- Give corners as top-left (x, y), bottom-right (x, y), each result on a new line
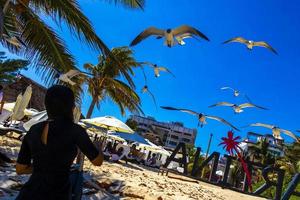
top-left (3, 0), bottom-right (300, 153)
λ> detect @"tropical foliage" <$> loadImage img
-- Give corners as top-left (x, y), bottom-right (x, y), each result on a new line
top-left (84, 46), bottom-right (143, 118)
top-left (0, 0), bottom-right (144, 85)
top-left (0, 51), bottom-right (29, 84)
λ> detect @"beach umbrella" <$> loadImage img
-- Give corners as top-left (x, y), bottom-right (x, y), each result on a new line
top-left (81, 116), bottom-right (134, 134)
top-left (112, 132), bottom-right (150, 145)
top-left (12, 85), bottom-right (32, 121)
top-left (10, 94), bottom-right (22, 121)
top-left (107, 134), bottom-right (126, 142)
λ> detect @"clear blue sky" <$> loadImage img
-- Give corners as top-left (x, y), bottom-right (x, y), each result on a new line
top-left (5, 0), bottom-right (300, 153)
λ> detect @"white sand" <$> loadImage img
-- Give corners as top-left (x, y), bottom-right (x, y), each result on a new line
top-left (0, 136), bottom-right (265, 200)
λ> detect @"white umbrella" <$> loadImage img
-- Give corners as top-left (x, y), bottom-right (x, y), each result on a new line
top-left (12, 85), bottom-right (32, 121)
top-left (137, 139), bottom-right (171, 156)
top-left (10, 94), bottom-right (22, 121)
top-left (81, 116), bottom-right (134, 134)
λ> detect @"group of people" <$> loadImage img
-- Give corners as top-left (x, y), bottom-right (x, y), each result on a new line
top-left (103, 141), bottom-right (159, 168)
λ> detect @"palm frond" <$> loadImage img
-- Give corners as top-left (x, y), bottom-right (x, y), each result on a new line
top-left (16, 6), bottom-right (76, 84)
top-left (104, 0), bottom-right (145, 10)
top-left (29, 0), bottom-right (111, 55)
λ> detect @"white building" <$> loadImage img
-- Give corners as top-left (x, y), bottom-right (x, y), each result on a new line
top-left (129, 115), bottom-right (197, 149)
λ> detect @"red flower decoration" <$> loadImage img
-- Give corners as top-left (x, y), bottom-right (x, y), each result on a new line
top-left (219, 131), bottom-right (252, 191)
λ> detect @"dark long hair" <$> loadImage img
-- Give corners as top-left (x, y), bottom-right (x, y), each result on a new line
top-left (45, 85), bottom-right (75, 121)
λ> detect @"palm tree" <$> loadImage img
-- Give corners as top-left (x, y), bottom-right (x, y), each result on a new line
top-left (84, 46), bottom-right (143, 118)
top-left (0, 0), bottom-right (145, 84)
top-left (247, 138), bottom-right (274, 165)
top-left (0, 51), bottom-right (29, 84)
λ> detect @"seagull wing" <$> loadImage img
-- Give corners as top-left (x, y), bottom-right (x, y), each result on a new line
top-left (206, 115), bottom-right (240, 131)
top-left (221, 86), bottom-right (235, 91)
top-left (209, 102), bottom-right (235, 108)
top-left (130, 27), bottom-right (165, 46)
top-left (65, 69), bottom-right (81, 79)
top-left (239, 103), bottom-right (268, 110)
top-left (253, 41), bottom-right (278, 55)
top-left (173, 25), bottom-right (210, 41)
top-left (250, 123), bottom-right (273, 129)
top-left (280, 129), bottom-right (299, 141)
top-left (158, 67), bottom-right (175, 77)
top-left (160, 106), bottom-right (199, 116)
top-left (147, 89), bottom-right (157, 109)
top-left (223, 37), bottom-right (248, 44)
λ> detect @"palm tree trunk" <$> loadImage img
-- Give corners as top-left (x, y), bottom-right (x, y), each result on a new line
top-left (86, 97), bottom-right (97, 119)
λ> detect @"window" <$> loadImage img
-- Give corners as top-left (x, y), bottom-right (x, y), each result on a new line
top-left (171, 135), bottom-right (179, 140)
top-left (184, 132), bottom-right (191, 137)
top-left (169, 141), bottom-right (177, 146)
top-left (182, 138), bottom-right (190, 143)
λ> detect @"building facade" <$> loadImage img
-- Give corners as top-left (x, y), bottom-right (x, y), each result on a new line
top-left (129, 115), bottom-right (197, 149)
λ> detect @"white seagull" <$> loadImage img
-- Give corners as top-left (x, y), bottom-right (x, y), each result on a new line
top-left (223, 37), bottom-right (278, 55)
top-left (56, 69), bottom-right (88, 86)
top-left (160, 106), bottom-right (239, 131)
top-left (221, 87), bottom-right (240, 97)
top-left (130, 25), bottom-right (209, 47)
top-left (141, 62), bottom-right (175, 77)
top-left (209, 102), bottom-right (267, 114)
top-left (249, 123), bottom-right (298, 141)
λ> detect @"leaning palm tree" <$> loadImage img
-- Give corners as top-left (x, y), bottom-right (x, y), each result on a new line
top-left (84, 46), bottom-right (143, 118)
top-left (0, 0), bottom-right (145, 84)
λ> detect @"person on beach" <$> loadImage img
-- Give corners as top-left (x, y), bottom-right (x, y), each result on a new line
top-left (110, 147), bottom-right (124, 163)
top-left (0, 85), bottom-right (4, 115)
top-left (145, 153), bottom-right (157, 167)
top-left (15, 85), bottom-right (103, 200)
top-left (103, 141), bottom-right (114, 160)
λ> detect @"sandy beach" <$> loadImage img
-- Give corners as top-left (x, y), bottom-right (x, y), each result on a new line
top-left (0, 136), bottom-right (265, 200)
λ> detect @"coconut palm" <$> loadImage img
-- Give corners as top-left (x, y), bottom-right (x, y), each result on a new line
top-left (84, 46), bottom-right (143, 118)
top-left (246, 138), bottom-right (275, 165)
top-left (0, 51), bottom-right (29, 83)
top-left (0, 0), bottom-right (145, 84)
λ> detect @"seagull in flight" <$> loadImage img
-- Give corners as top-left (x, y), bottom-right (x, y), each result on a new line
top-left (223, 37), bottom-right (278, 55)
top-left (140, 62), bottom-right (175, 77)
top-left (130, 25), bottom-right (209, 47)
top-left (249, 123), bottom-right (298, 141)
top-left (142, 85), bottom-right (157, 108)
top-left (209, 102), bottom-right (267, 114)
top-left (55, 69), bottom-right (89, 86)
top-left (160, 106), bottom-right (239, 131)
top-left (221, 87), bottom-right (240, 97)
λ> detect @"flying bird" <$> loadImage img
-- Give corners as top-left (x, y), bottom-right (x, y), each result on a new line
top-left (141, 62), bottom-right (175, 77)
top-left (249, 123), bottom-right (298, 141)
top-left (142, 85), bottom-right (157, 108)
top-left (223, 37), bottom-right (278, 55)
top-left (160, 106), bottom-right (239, 131)
top-left (55, 69), bottom-right (89, 86)
top-left (209, 102), bottom-right (267, 114)
top-left (130, 25), bottom-right (209, 47)
top-left (221, 87), bottom-right (240, 97)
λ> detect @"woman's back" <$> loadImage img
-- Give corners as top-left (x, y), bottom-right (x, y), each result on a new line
top-left (16, 85), bottom-right (102, 200)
